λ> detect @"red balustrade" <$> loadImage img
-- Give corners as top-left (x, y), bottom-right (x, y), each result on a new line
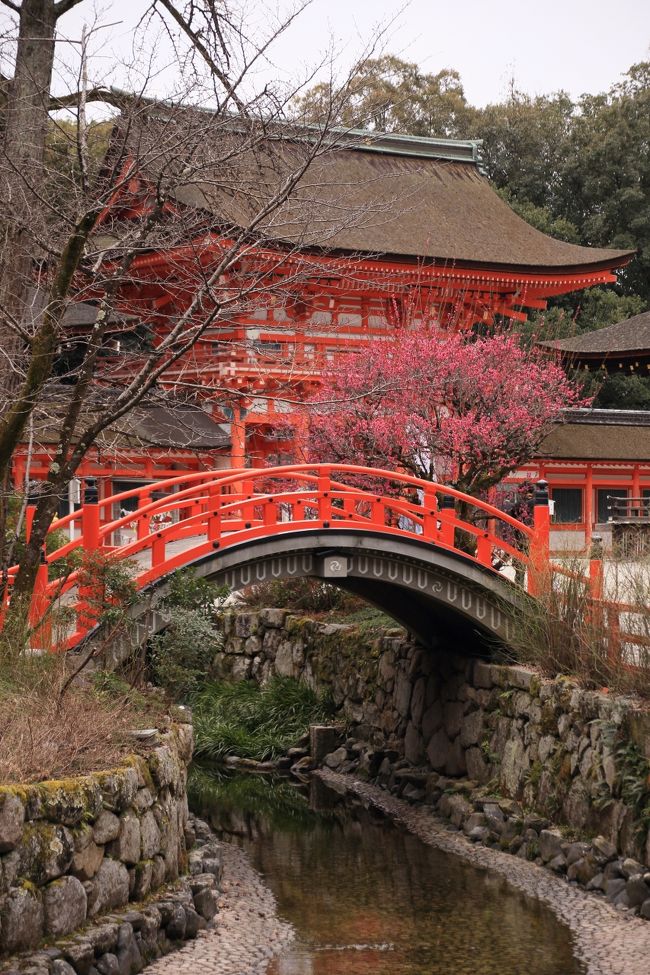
top-left (6, 464), bottom-right (549, 650)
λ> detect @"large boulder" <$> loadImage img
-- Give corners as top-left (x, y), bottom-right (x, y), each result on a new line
top-left (539, 829), bottom-right (563, 864)
top-left (93, 811), bottom-right (120, 845)
top-left (86, 859), bottom-right (130, 916)
top-left (108, 813), bottom-right (141, 866)
top-left (17, 823), bottom-right (74, 884)
top-left (71, 840), bottom-right (105, 881)
top-left (43, 876), bottom-right (87, 936)
top-left (140, 811), bottom-right (162, 860)
top-left (0, 887), bottom-right (44, 952)
top-left (0, 794), bottom-right (25, 853)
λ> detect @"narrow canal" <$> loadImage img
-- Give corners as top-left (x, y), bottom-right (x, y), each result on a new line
top-left (190, 768), bottom-right (585, 975)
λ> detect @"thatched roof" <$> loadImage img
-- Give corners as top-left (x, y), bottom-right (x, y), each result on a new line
top-left (538, 409), bottom-right (650, 461)
top-left (118, 114), bottom-right (633, 273)
top-left (543, 311), bottom-right (650, 358)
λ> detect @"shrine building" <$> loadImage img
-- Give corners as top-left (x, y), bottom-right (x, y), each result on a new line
top-left (18, 121), bottom-right (643, 547)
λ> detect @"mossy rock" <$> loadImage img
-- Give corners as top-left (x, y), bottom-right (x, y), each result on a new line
top-left (35, 777), bottom-right (103, 827)
top-left (14, 821), bottom-right (74, 886)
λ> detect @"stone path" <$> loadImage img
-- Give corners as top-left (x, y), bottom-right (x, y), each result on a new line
top-left (320, 771), bottom-right (650, 975)
top-left (145, 842), bottom-right (294, 975)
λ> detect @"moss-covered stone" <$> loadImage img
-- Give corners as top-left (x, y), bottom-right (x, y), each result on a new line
top-left (35, 777), bottom-right (103, 827)
top-left (13, 821), bottom-right (74, 886)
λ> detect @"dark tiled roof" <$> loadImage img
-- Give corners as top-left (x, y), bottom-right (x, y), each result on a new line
top-left (542, 311), bottom-right (650, 357)
top-left (32, 388), bottom-right (229, 452)
top-left (24, 288), bottom-right (130, 327)
top-left (537, 409), bottom-right (650, 461)
top-left (116, 401), bottom-right (229, 450)
top-left (125, 115), bottom-right (633, 272)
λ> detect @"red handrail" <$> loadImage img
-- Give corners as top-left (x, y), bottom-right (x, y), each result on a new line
top-left (5, 464), bottom-right (544, 650)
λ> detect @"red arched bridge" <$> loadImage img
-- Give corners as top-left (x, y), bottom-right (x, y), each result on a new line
top-left (7, 464), bottom-right (553, 652)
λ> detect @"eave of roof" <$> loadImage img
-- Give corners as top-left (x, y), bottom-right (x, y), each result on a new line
top-left (542, 311), bottom-right (650, 356)
top-left (110, 110), bottom-right (635, 275)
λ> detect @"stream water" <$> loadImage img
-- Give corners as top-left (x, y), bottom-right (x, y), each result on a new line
top-left (190, 767), bottom-right (585, 975)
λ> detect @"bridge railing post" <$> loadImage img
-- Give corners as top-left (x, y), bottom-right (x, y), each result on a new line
top-left (76, 479), bottom-right (103, 638)
top-left (28, 550), bottom-right (51, 651)
top-left (207, 484), bottom-right (223, 541)
top-left (438, 494), bottom-right (456, 547)
top-left (588, 534), bottom-right (604, 601)
top-left (318, 475), bottom-right (331, 526)
top-left (422, 488), bottom-right (438, 541)
top-left (528, 479), bottom-right (550, 596)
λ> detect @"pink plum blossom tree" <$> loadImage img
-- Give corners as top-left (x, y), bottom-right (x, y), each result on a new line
top-left (299, 328), bottom-right (585, 498)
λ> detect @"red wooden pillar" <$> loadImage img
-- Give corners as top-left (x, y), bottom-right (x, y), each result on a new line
top-left (529, 480), bottom-right (550, 596)
top-left (584, 466), bottom-right (593, 548)
top-left (78, 480), bottom-right (101, 636)
top-left (81, 479), bottom-right (101, 552)
top-left (230, 403), bottom-right (247, 467)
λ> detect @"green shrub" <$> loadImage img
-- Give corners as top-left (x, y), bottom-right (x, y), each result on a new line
top-left (192, 676), bottom-right (336, 761)
top-left (239, 577), bottom-right (362, 614)
top-left (161, 570), bottom-right (227, 615)
top-left (150, 607), bottom-right (222, 701)
top-left (148, 569), bottom-right (229, 701)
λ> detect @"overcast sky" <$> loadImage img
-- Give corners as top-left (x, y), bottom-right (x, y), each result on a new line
top-left (3, 0), bottom-right (649, 108)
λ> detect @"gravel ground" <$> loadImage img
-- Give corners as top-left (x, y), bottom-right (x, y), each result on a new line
top-left (319, 771), bottom-right (650, 975)
top-left (145, 842), bottom-right (294, 975)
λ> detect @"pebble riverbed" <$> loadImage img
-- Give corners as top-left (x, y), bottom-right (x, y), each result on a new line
top-left (145, 842), bottom-right (293, 975)
top-left (150, 773), bottom-right (650, 975)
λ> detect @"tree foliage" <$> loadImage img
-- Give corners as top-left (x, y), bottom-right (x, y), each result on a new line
top-left (294, 56), bottom-right (473, 138)
top-left (302, 329), bottom-right (584, 496)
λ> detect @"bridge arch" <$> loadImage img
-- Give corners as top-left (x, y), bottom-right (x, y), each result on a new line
top-left (8, 464), bottom-right (549, 654)
top-left (99, 530), bottom-right (525, 667)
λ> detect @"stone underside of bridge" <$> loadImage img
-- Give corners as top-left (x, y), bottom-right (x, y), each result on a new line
top-left (217, 550), bottom-right (514, 647)
top-left (88, 531), bottom-right (522, 668)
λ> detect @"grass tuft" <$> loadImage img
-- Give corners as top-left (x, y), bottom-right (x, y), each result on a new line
top-left (0, 657), bottom-right (166, 785)
top-left (192, 676), bottom-right (336, 761)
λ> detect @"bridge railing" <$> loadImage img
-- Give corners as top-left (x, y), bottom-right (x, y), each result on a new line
top-left (4, 464), bottom-right (549, 649)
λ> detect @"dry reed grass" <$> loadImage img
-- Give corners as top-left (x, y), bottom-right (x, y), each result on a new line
top-left (0, 657), bottom-right (161, 784)
top-left (507, 555), bottom-right (650, 699)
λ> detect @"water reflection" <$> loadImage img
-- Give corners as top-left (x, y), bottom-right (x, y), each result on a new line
top-left (190, 768), bottom-right (584, 975)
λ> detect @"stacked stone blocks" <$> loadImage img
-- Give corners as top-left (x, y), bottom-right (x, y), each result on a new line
top-left (215, 609), bottom-right (650, 870)
top-left (0, 723), bottom-right (193, 957)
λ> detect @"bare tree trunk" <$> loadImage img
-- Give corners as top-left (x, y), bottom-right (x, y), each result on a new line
top-left (0, 1), bottom-right (59, 394)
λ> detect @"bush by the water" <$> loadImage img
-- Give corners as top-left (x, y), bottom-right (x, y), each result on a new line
top-left (192, 677), bottom-right (335, 761)
top-left (149, 570), bottom-right (228, 700)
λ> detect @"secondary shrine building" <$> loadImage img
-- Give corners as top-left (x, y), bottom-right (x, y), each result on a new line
top-left (19, 123), bottom-right (643, 547)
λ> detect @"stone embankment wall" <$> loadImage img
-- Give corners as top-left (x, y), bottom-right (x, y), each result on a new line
top-left (0, 720), bottom-right (220, 973)
top-left (215, 609), bottom-right (650, 875)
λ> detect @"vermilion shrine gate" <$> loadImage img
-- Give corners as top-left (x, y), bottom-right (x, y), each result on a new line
top-left (10, 123), bottom-right (639, 549)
